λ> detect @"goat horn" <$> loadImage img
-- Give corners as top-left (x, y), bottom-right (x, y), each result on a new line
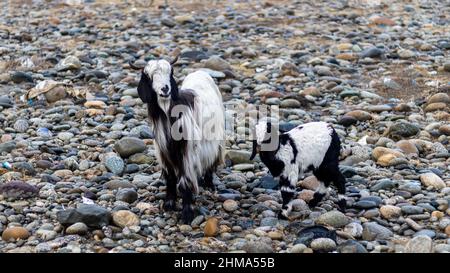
top-left (169, 48), bottom-right (181, 65)
top-left (129, 60), bottom-right (144, 70)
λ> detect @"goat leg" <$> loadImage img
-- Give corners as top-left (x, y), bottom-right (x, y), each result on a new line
top-left (200, 169), bottom-right (215, 191)
top-left (278, 175), bottom-right (296, 219)
top-left (179, 178), bottom-right (195, 224)
top-left (163, 170), bottom-right (177, 211)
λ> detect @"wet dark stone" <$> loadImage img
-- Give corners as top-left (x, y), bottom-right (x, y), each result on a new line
top-left (56, 204), bottom-right (111, 228)
top-left (124, 164), bottom-right (140, 173)
top-left (340, 166), bottom-right (357, 178)
top-left (11, 71), bottom-right (33, 83)
top-left (338, 116), bottom-right (358, 127)
top-left (360, 47), bottom-right (384, 58)
top-left (180, 50), bottom-right (210, 61)
top-left (260, 175), bottom-right (278, 189)
top-left (0, 181), bottom-right (39, 200)
top-left (295, 225), bottom-right (337, 246)
top-left (354, 200), bottom-right (378, 209)
top-left (236, 218), bottom-right (254, 230)
top-left (279, 122), bottom-right (297, 132)
top-left (83, 191), bottom-right (97, 200)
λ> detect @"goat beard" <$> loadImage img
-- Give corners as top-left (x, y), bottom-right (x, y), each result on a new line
top-left (158, 96), bottom-right (171, 115)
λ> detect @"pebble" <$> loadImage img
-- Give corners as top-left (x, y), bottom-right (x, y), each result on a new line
top-left (56, 56), bottom-right (81, 71)
top-left (114, 137), bottom-right (146, 158)
top-left (380, 205), bottom-right (402, 219)
top-left (268, 231), bottom-right (283, 240)
top-left (290, 243), bottom-right (307, 253)
top-left (204, 218), bottom-right (219, 237)
top-left (338, 240), bottom-right (367, 253)
top-left (0, 181), bottom-right (39, 200)
top-left (362, 222), bottom-right (393, 241)
top-left (360, 47), bottom-right (384, 58)
top-left (260, 217), bottom-right (278, 227)
top-left (310, 238), bottom-right (336, 252)
top-left (316, 211), bottom-right (349, 228)
top-left (226, 150), bottom-right (252, 164)
top-left (405, 235), bottom-right (433, 253)
top-left (36, 229), bottom-right (57, 241)
top-left (14, 119), bottom-right (29, 133)
top-left (354, 200), bottom-right (378, 209)
top-left (191, 216), bottom-right (205, 228)
top-left (179, 225), bottom-right (192, 235)
top-left (11, 71), bottom-right (33, 83)
top-left (396, 140), bottom-right (419, 155)
top-left (116, 188), bottom-right (138, 203)
top-left (344, 222), bottom-right (363, 238)
top-left (401, 205), bottom-right (424, 215)
top-left (259, 175), bottom-right (278, 189)
top-left (57, 204), bottom-right (111, 228)
top-left (299, 176), bottom-right (320, 190)
top-left (112, 210), bottom-right (139, 228)
top-left (104, 180), bottom-right (135, 190)
top-left (0, 96), bottom-right (13, 108)
top-left (419, 173), bottom-right (446, 190)
top-left (344, 110), bottom-right (372, 121)
top-left (398, 182), bottom-right (422, 194)
top-left (385, 122), bottom-right (420, 140)
top-left (2, 227), bottom-right (30, 241)
top-left (104, 153), bottom-right (125, 175)
top-left (0, 141), bottom-right (16, 153)
top-left (204, 56), bottom-right (232, 72)
top-left (243, 241), bottom-right (273, 253)
top-left (434, 244), bottom-right (450, 253)
top-left (65, 222), bottom-right (88, 235)
top-left (414, 229), bottom-right (435, 238)
top-left (372, 147), bottom-right (406, 167)
top-left (370, 179), bottom-right (396, 191)
top-left (57, 132), bottom-right (74, 141)
top-left (428, 93), bottom-right (450, 104)
top-left (223, 199), bottom-right (239, 212)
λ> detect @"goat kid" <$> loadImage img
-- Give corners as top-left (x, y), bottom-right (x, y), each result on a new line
top-left (135, 59), bottom-right (225, 223)
top-left (250, 119), bottom-right (347, 219)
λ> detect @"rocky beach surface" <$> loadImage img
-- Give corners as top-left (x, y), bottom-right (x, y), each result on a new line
top-left (0, 0), bottom-right (449, 253)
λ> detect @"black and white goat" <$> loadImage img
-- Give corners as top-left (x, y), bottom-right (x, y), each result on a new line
top-left (133, 58), bottom-right (225, 223)
top-left (250, 119), bottom-right (346, 219)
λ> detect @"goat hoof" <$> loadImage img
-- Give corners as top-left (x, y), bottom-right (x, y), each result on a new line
top-left (278, 211), bottom-right (288, 220)
top-left (204, 184), bottom-right (216, 192)
top-left (308, 200), bottom-right (319, 208)
top-left (181, 207), bottom-right (195, 224)
top-left (337, 200), bottom-right (346, 212)
top-left (163, 199), bottom-right (176, 211)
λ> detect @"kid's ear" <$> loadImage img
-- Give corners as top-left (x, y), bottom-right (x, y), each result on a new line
top-left (249, 140), bottom-right (258, 160)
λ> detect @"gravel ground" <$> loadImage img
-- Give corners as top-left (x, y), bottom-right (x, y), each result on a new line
top-left (0, 0), bottom-right (449, 253)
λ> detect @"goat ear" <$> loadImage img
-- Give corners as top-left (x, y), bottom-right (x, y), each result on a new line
top-left (249, 139), bottom-right (258, 160)
top-left (170, 68), bottom-right (179, 99)
top-left (137, 71), bottom-right (154, 103)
